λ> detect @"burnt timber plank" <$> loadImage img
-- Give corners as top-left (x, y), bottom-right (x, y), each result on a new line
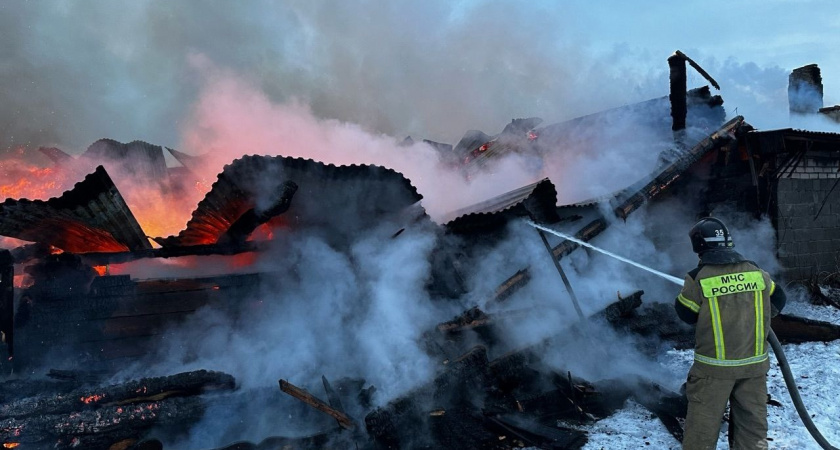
top-left (0, 370), bottom-right (234, 419)
top-left (278, 379), bottom-right (355, 430)
top-left (772, 314), bottom-right (840, 343)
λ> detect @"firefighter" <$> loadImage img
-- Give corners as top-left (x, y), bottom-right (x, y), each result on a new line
top-left (675, 217), bottom-right (786, 450)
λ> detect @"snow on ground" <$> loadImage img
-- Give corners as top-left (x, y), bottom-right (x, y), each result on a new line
top-left (579, 295), bottom-right (840, 450)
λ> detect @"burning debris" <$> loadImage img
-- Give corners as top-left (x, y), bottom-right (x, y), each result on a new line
top-left (1, 55), bottom-right (840, 449)
top-left (0, 370), bottom-right (234, 449)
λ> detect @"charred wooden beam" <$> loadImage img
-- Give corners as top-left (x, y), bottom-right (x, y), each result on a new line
top-left (0, 370), bottom-right (235, 419)
top-left (436, 306), bottom-right (557, 337)
top-left (209, 431), bottom-right (341, 450)
top-left (487, 413), bottom-right (588, 449)
top-left (436, 345), bottom-right (490, 395)
top-left (365, 346), bottom-right (491, 447)
top-left (437, 307), bottom-right (491, 333)
top-left (217, 181), bottom-right (298, 246)
top-left (79, 240), bottom-right (266, 265)
top-left (492, 268), bottom-right (531, 303)
top-left (0, 250), bottom-right (12, 357)
top-left (603, 290), bottom-right (644, 321)
top-left (320, 375), bottom-right (352, 432)
top-left (771, 314), bottom-right (840, 344)
top-left (613, 116), bottom-right (744, 220)
top-left (47, 368), bottom-right (108, 384)
top-left (491, 218), bottom-right (607, 304)
top-left (278, 379), bottom-right (355, 430)
top-left (0, 396), bottom-right (206, 449)
top-left (601, 291), bottom-right (840, 349)
top-left (428, 407), bottom-right (513, 450)
top-left (631, 381), bottom-right (687, 444)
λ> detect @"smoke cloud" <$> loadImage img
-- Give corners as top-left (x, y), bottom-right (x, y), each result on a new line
top-left (1, 1), bottom-right (832, 446)
top-left (5, 1), bottom-right (833, 157)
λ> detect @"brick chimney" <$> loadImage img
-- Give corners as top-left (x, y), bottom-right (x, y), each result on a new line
top-left (788, 64), bottom-right (823, 117)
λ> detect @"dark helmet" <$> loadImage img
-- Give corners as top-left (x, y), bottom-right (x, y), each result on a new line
top-left (689, 217), bottom-right (734, 254)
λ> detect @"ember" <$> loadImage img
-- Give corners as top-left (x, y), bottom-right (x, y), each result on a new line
top-left (81, 394), bottom-right (105, 404)
top-left (0, 159), bottom-right (65, 200)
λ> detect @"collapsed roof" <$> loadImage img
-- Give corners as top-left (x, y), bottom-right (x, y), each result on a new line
top-left (0, 155), bottom-right (423, 254)
top-left (154, 155), bottom-right (423, 248)
top-left (0, 166), bottom-right (150, 253)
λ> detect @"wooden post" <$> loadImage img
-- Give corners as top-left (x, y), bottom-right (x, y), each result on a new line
top-left (0, 250), bottom-right (13, 358)
top-left (535, 229), bottom-right (585, 321)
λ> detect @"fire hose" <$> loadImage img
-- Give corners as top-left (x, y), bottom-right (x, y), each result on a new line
top-left (766, 330), bottom-right (838, 450)
top-left (529, 221), bottom-right (839, 449)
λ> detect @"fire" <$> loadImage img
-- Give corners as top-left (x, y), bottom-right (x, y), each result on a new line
top-left (12, 275), bottom-right (31, 289)
top-left (464, 141), bottom-right (495, 164)
top-left (119, 186), bottom-right (196, 241)
top-left (232, 252), bottom-right (257, 268)
top-left (0, 156), bottom-right (70, 200)
top-left (80, 393), bottom-right (105, 404)
top-left (93, 265), bottom-right (108, 276)
top-left (3, 443), bottom-right (20, 449)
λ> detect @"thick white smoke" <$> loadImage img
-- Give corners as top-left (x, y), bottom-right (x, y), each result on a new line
top-left (3, 2), bottom-right (834, 447)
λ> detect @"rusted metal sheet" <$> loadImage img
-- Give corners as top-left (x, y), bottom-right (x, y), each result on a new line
top-left (444, 178), bottom-right (559, 233)
top-left (154, 155), bottom-right (422, 247)
top-left (0, 166), bottom-right (151, 253)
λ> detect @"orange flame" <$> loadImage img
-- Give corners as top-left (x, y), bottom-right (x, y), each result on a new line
top-left (80, 393), bottom-right (105, 404)
top-left (3, 443), bottom-right (21, 448)
top-left (0, 155), bottom-right (71, 201)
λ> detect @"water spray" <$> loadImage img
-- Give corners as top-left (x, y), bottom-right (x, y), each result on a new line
top-left (528, 221), bottom-right (838, 450)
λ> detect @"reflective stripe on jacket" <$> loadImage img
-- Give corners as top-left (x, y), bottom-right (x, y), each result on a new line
top-left (678, 261), bottom-right (776, 378)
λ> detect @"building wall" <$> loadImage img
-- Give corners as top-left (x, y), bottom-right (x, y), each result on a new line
top-left (776, 155), bottom-right (840, 281)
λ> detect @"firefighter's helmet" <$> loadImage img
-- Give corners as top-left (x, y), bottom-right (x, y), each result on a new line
top-left (689, 217), bottom-right (734, 254)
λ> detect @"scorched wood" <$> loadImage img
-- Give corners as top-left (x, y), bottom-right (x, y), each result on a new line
top-left (490, 218), bottom-right (607, 304)
top-left (278, 379), bottom-right (355, 430)
top-left (0, 370), bottom-right (235, 419)
top-left (771, 314), bottom-right (840, 343)
top-left (0, 396), bottom-right (206, 450)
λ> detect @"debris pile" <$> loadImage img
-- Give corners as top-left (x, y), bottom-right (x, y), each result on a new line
top-left (1, 55), bottom-right (840, 449)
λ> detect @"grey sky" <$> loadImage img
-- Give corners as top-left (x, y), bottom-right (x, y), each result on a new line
top-left (1, 0), bottom-right (838, 154)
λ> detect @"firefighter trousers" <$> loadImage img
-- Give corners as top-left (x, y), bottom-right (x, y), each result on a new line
top-left (682, 372), bottom-right (768, 450)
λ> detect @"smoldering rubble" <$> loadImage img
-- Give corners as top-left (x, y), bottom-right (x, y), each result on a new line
top-left (1, 58), bottom-right (840, 450)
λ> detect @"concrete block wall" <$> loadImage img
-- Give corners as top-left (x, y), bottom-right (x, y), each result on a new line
top-left (786, 155), bottom-right (840, 179)
top-left (776, 175), bottom-right (840, 281)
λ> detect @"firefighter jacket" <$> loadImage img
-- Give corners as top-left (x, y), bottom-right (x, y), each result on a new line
top-left (675, 259), bottom-right (786, 379)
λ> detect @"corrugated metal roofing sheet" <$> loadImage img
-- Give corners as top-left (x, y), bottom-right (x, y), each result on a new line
top-left (444, 178), bottom-right (559, 232)
top-left (0, 166), bottom-right (151, 253)
top-left (749, 128), bottom-right (840, 140)
top-left (81, 139), bottom-right (169, 183)
top-left (155, 155), bottom-right (424, 247)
